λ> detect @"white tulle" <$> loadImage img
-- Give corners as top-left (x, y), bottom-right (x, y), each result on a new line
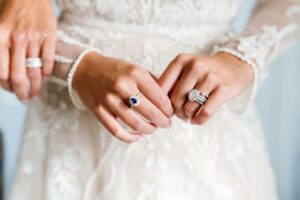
top-left (11, 0), bottom-right (299, 200)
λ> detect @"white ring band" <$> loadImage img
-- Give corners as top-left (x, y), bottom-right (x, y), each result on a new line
top-left (26, 58), bottom-right (42, 68)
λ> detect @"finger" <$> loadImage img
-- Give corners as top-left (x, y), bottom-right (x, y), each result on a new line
top-left (0, 80), bottom-right (12, 92)
top-left (27, 42), bottom-right (43, 97)
top-left (10, 32), bottom-right (30, 101)
top-left (158, 53), bottom-right (191, 94)
top-left (170, 63), bottom-right (207, 119)
top-left (0, 45), bottom-right (9, 81)
top-left (137, 71), bottom-right (174, 117)
top-left (94, 105), bottom-right (143, 143)
top-left (183, 73), bottom-right (217, 119)
top-left (41, 34), bottom-right (56, 76)
top-left (118, 83), bottom-right (171, 128)
top-left (104, 93), bottom-right (156, 134)
top-left (191, 89), bottom-right (225, 125)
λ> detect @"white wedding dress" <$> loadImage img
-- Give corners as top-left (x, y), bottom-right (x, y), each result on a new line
top-left (11, 0), bottom-right (300, 200)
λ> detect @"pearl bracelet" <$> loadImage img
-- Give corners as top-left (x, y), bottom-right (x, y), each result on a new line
top-left (67, 48), bottom-right (101, 110)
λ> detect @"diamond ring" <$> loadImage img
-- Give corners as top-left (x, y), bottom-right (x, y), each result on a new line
top-left (188, 89), bottom-right (209, 105)
top-left (26, 58), bottom-right (42, 68)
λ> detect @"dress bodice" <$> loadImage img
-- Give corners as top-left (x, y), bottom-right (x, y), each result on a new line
top-left (57, 0), bottom-right (241, 28)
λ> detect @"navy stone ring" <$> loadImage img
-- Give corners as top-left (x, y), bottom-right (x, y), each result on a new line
top-left (128, 92), bottom-right (141, 107)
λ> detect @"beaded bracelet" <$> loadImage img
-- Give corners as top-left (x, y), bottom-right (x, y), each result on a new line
top-left (66, 48), bottom-right (101, 110)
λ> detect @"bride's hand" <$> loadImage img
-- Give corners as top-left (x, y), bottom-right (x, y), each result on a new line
top-left (158, 52), bottom-right (253, 125)
top-left (0, 0), bottom-right (57, 101)
top-left (73, 52), bottom-right (174, 143)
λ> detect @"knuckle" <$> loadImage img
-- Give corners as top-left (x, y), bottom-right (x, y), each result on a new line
top-left (28, 30), bottom-right (41, 42)
top-left (103, 93), bottom-right (114, 103)
top-left (189, 59), bottom-right (203, 72)
top-left (170, 95), bottom-right (180, 109)
top-left (43, 66), bottom-right (54, 76)
top-left (0, 71), bottom-right (8, 81)
top-left (175, 110), bottom-right (185, 119)
top-left (28, 69), bottom-right (41, 79)
top-left (184, 104), bottom-right (194, 115)
top-left (148, 109), bottom-right (159, 121)
top-left (114, 77), bottom-right (127, 93)
top-left (11, 74), bottom-right (24, 85)
top-left (175, 53), bottom-right (188, 63)
top-left (156, 95), bottom-right (168, 107)
top-left (42, 53), bottom-right (55, 63)
top-left (127, 65), bottom-right (142, 78)
top-left (218, 85), bottom-right (227, 94)
top-left (201, 107), bottom-right (212, 117)
top-left (112, 129), bottom-right (122, 138)
top-left (145, 126), bottom-right (156, 134)
top-left (193, 118), bottom-right (203, 125)
top-left (11, 31), bottom-right (26, 43)
top-left (131, 119), bottom-right (143, 131)
top-left (206, 72), bottom-right (220, 85)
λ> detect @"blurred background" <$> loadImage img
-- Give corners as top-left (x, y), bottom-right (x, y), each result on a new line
top-left (0, 0), bottom-right (299, 199)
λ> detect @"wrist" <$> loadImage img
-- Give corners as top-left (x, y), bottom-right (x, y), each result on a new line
top-left (215, 52), bottom-right (254, 84)
top-left (72, 51), bottom-right (99, 92)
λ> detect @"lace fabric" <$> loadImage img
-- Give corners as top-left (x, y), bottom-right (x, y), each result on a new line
top-left (11, 0), bottom-right (299, 199)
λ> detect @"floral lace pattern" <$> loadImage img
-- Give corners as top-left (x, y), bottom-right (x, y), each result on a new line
top-left (11, 0), bottom-right (299, 199)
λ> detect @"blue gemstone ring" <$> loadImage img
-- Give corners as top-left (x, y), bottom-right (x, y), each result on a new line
top-left (128, 92), bottom-right (141, 107)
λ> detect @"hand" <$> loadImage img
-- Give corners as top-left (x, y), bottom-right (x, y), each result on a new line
top-left (158, 52), bottom-right (254, 125)
top-left (73, 52), bottom-right (174, 143)
top-left (0, 0), bottom-right (57, 102)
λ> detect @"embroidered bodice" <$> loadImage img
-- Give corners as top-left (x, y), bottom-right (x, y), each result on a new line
top-left (55, 0), bottom-right (300, 112)
top-left (57, 0), bottom-right (240, 27)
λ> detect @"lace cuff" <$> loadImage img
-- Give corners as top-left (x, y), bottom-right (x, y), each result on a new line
top-left (214, 1), bottom-right (300, 113)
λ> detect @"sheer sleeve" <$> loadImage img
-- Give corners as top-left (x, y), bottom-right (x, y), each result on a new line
top-left (46, 31), bottom-right (100, 109)
top-left (214, 0), bottom-right (300, 112)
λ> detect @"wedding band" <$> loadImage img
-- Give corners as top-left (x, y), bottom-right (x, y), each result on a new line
top-left (129, 92), bottom-right (141, 107)
top-left (188, 89), bottom-right (209, 105)
top-left (26, 58), bottom-right (42, 68)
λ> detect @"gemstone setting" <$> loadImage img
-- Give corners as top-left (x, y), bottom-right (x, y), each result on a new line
top-left (129, 95), bottom-right (140, 107)
top-left (188, 89), bottom-right (199, 102)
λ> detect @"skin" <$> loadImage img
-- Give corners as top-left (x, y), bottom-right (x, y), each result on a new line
top-left (72, 52), bottom-right (174, 143)
top-left (158, 52), bottom-right (254, 125)
top-left (0, 0), bottom-right (57, 102)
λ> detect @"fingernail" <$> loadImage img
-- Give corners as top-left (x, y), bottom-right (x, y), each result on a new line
top-left (0, 71), bottom-right (6, 80)
top-left (168, 119), bottom-right (172, 126)
top-left (186, 114), bottom-right (192, 119)
top-left (136, 135), bottom-right (144, 142)
top-left (21, 100), bottom-right (28, 105)
top-left (31, 96), bottom-right (40, 101)
top-left (183, 118), bottom-right (191, 123)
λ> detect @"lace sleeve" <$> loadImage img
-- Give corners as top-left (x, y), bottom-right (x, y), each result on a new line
top-left (47, 31), bottom-right (100, 110)
top-left (214, 0), bottom-right (300, 113)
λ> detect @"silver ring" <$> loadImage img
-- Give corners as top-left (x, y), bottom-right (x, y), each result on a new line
top-left (188, 89), bottom-right (209, 105)
top-left (26, 58), bottom-right (42, 68)
top-left (129, 92), bottom-right (141, 107)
